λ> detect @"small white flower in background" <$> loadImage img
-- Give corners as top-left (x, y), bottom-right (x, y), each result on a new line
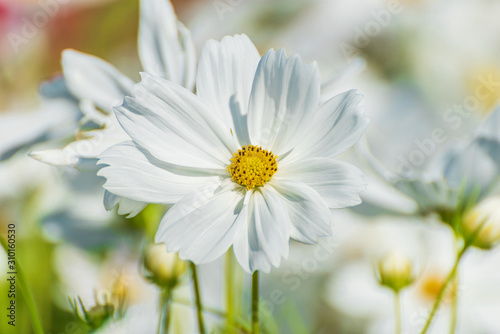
top-left (30, 0), bottom-right (196, 218)
top-left (358, 107), bottom-right (500, 217)
top-left (98, 34), bottom-right (369, 273)
top-left (462, 196), bottom-right (500, 249)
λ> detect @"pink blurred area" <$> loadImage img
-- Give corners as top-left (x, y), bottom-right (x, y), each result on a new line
top-left (0, 0), bottom-right (202, 110)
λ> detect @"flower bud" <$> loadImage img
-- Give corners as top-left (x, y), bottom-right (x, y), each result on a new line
top-left (141, 243), bottom-right (187, 288)
top-left (69, 295), bottom-right (115, 330)
top-left (377, 251), bottom-right (415, 292)
top-left (462, 196), bottom-right (500, 249)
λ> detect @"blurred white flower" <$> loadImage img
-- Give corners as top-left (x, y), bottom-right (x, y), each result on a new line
top-left (326, 219), bottom-right (500, 334)
top-left (98, 34), bottom-right (368, 273)
top-left (359, 107), bottom-right (500, 216)
top-left (477, 106), bottom-right (500, 167)
top-left (30, 0), bottom-right (196, 217)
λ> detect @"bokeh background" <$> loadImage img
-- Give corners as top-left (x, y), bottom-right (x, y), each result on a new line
top-left (1, 0), bottom-right (500, 333)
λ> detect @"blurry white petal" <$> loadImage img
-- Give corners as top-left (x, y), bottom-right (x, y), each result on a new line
top-left (31, 121), bottom-right (129, 167)
top-left (98, 141), bottom-right (217, 204)
top-left (247, 49), bottom-right (320, 156)
top-left (138, 0), bottom-right (196, 90)
top-left (233, 187), bottom-right (290, 273)
top-left (279, 158), bottom-right (366, 209)
top-left (62, 49), bottom-right (134, 112)
top-left (443, 141), bottom-right (498, 198)
top-left (30, 148), bottom-right (79, 166)
top-left (394, 177), bottom-right (457, 212)
top-left (155, 179), bottom-right (245, 264)
top-left (197, 34), bottom-right (260, 146)
top-left (115, 73), bottom-right (237, 170)
top-left (270, 179), bottom-right (332, 244)
top-left (477, 107), bottom-right (500, 166)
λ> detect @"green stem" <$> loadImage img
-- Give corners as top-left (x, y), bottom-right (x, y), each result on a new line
top-left (158, 288), bottom-right (172, 334)
top-left (420, 247), bottom-right (467, 334)
top-left (394, 291), bottom-right (402, 334)
top-left (190, 262), bottom-right (206, 334)
top-left (449, 274), bottom-right (458, 334)
top-left (449, 236), bottom-right (460, 334)
top-left (226, 251), bottom-right (236, 332)
top-left (1, 236), bottom-right (44, 334)
top-left (252, 271), bottom-right (260, 334)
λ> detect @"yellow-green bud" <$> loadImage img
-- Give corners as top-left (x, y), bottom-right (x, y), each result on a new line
top-left (85, 304), bottom-right (114, 329)
top-left (69, 295), bottom-right (115, 331)
top-left (377, 251), bottom-right (415, 292)
top-left (142, 243), bottom-right (187, 288)
top-left (462, 196), bottom-right (500, 249)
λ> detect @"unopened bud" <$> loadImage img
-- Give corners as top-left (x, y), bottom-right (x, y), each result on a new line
top-left (69, 295), bottom-right (115, 330)
top-left (142, 243), bottom-right (187, 288)
top-left (377, 251), bottom-right (415, 292)
top-left (462, 196), bottom-right (500, 249)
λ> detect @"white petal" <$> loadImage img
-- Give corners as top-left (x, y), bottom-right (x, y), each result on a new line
top-left (477, 107), bottom-right (500, 166)
top-left (62, 50), bottom-right (134, 112)
top-left (269, 179), bottom-right (333, 244)
top-left (394, 177), bottom-right (457, 212)
top-left (292, 90), bottom-right (369, 160)
top-left (116, 198), bottom-right (148, 218)
top-left (196, 34), bottom-right (260, 146)
top-left (155, 179), bottom-right (245, 264)
top-left (247, 49), bottom-right (320, 156)
top-left (442, 141), bottom-right (498, 199)
top-left (103, 190), bottom-right (147, 218)
top-left (30, 146), bottom-right (78, 166)
top-left (98, 141), bottom-right (217, 204)
top-left (30, 122), bottom-right (129, 167)
top-left (138, 0), bottom-right (196, 90)
top-left (115, 73), bottom-right (237, 170)
top-left (278, 158), bottom-right (366, 209)
top-left (103, 190), bottom-right (121, 210)
top-left (233, 187), bottom-right (291, 273)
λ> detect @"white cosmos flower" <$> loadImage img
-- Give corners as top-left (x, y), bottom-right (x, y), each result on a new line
top-left (30, 0), bottom-right (196, 217)
top-left (97, 34), bottom-right (369, 273)
top-left (358, 107), bottom-right (500, 216)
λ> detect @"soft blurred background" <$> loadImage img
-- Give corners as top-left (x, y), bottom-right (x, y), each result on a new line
top-left (1, 0), bottom-right (500, 333)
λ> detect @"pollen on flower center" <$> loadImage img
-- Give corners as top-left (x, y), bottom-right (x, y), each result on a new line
top-left (227, 145), bottom-right (278, 190)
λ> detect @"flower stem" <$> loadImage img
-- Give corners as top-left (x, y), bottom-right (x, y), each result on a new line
top-left (252, 271), bottom-right (260, 334)
top-left (449, 273), bottom-right (458, 334)
top-left (394, 291), bottom-right (402, 334)
top-left (190, 262), bottom-right (206, 334)
top-left (226, 251), bottom-right (236, 332)
top-left (420, 247), bottom-right (467, 334)
top-left (1, 237), bottom-right (44, 334)
top-left (158, 288), bottom-right (172, 334)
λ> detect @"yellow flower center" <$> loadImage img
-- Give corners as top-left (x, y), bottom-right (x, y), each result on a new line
top-left (227, 145), bottom-right (278, 190)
